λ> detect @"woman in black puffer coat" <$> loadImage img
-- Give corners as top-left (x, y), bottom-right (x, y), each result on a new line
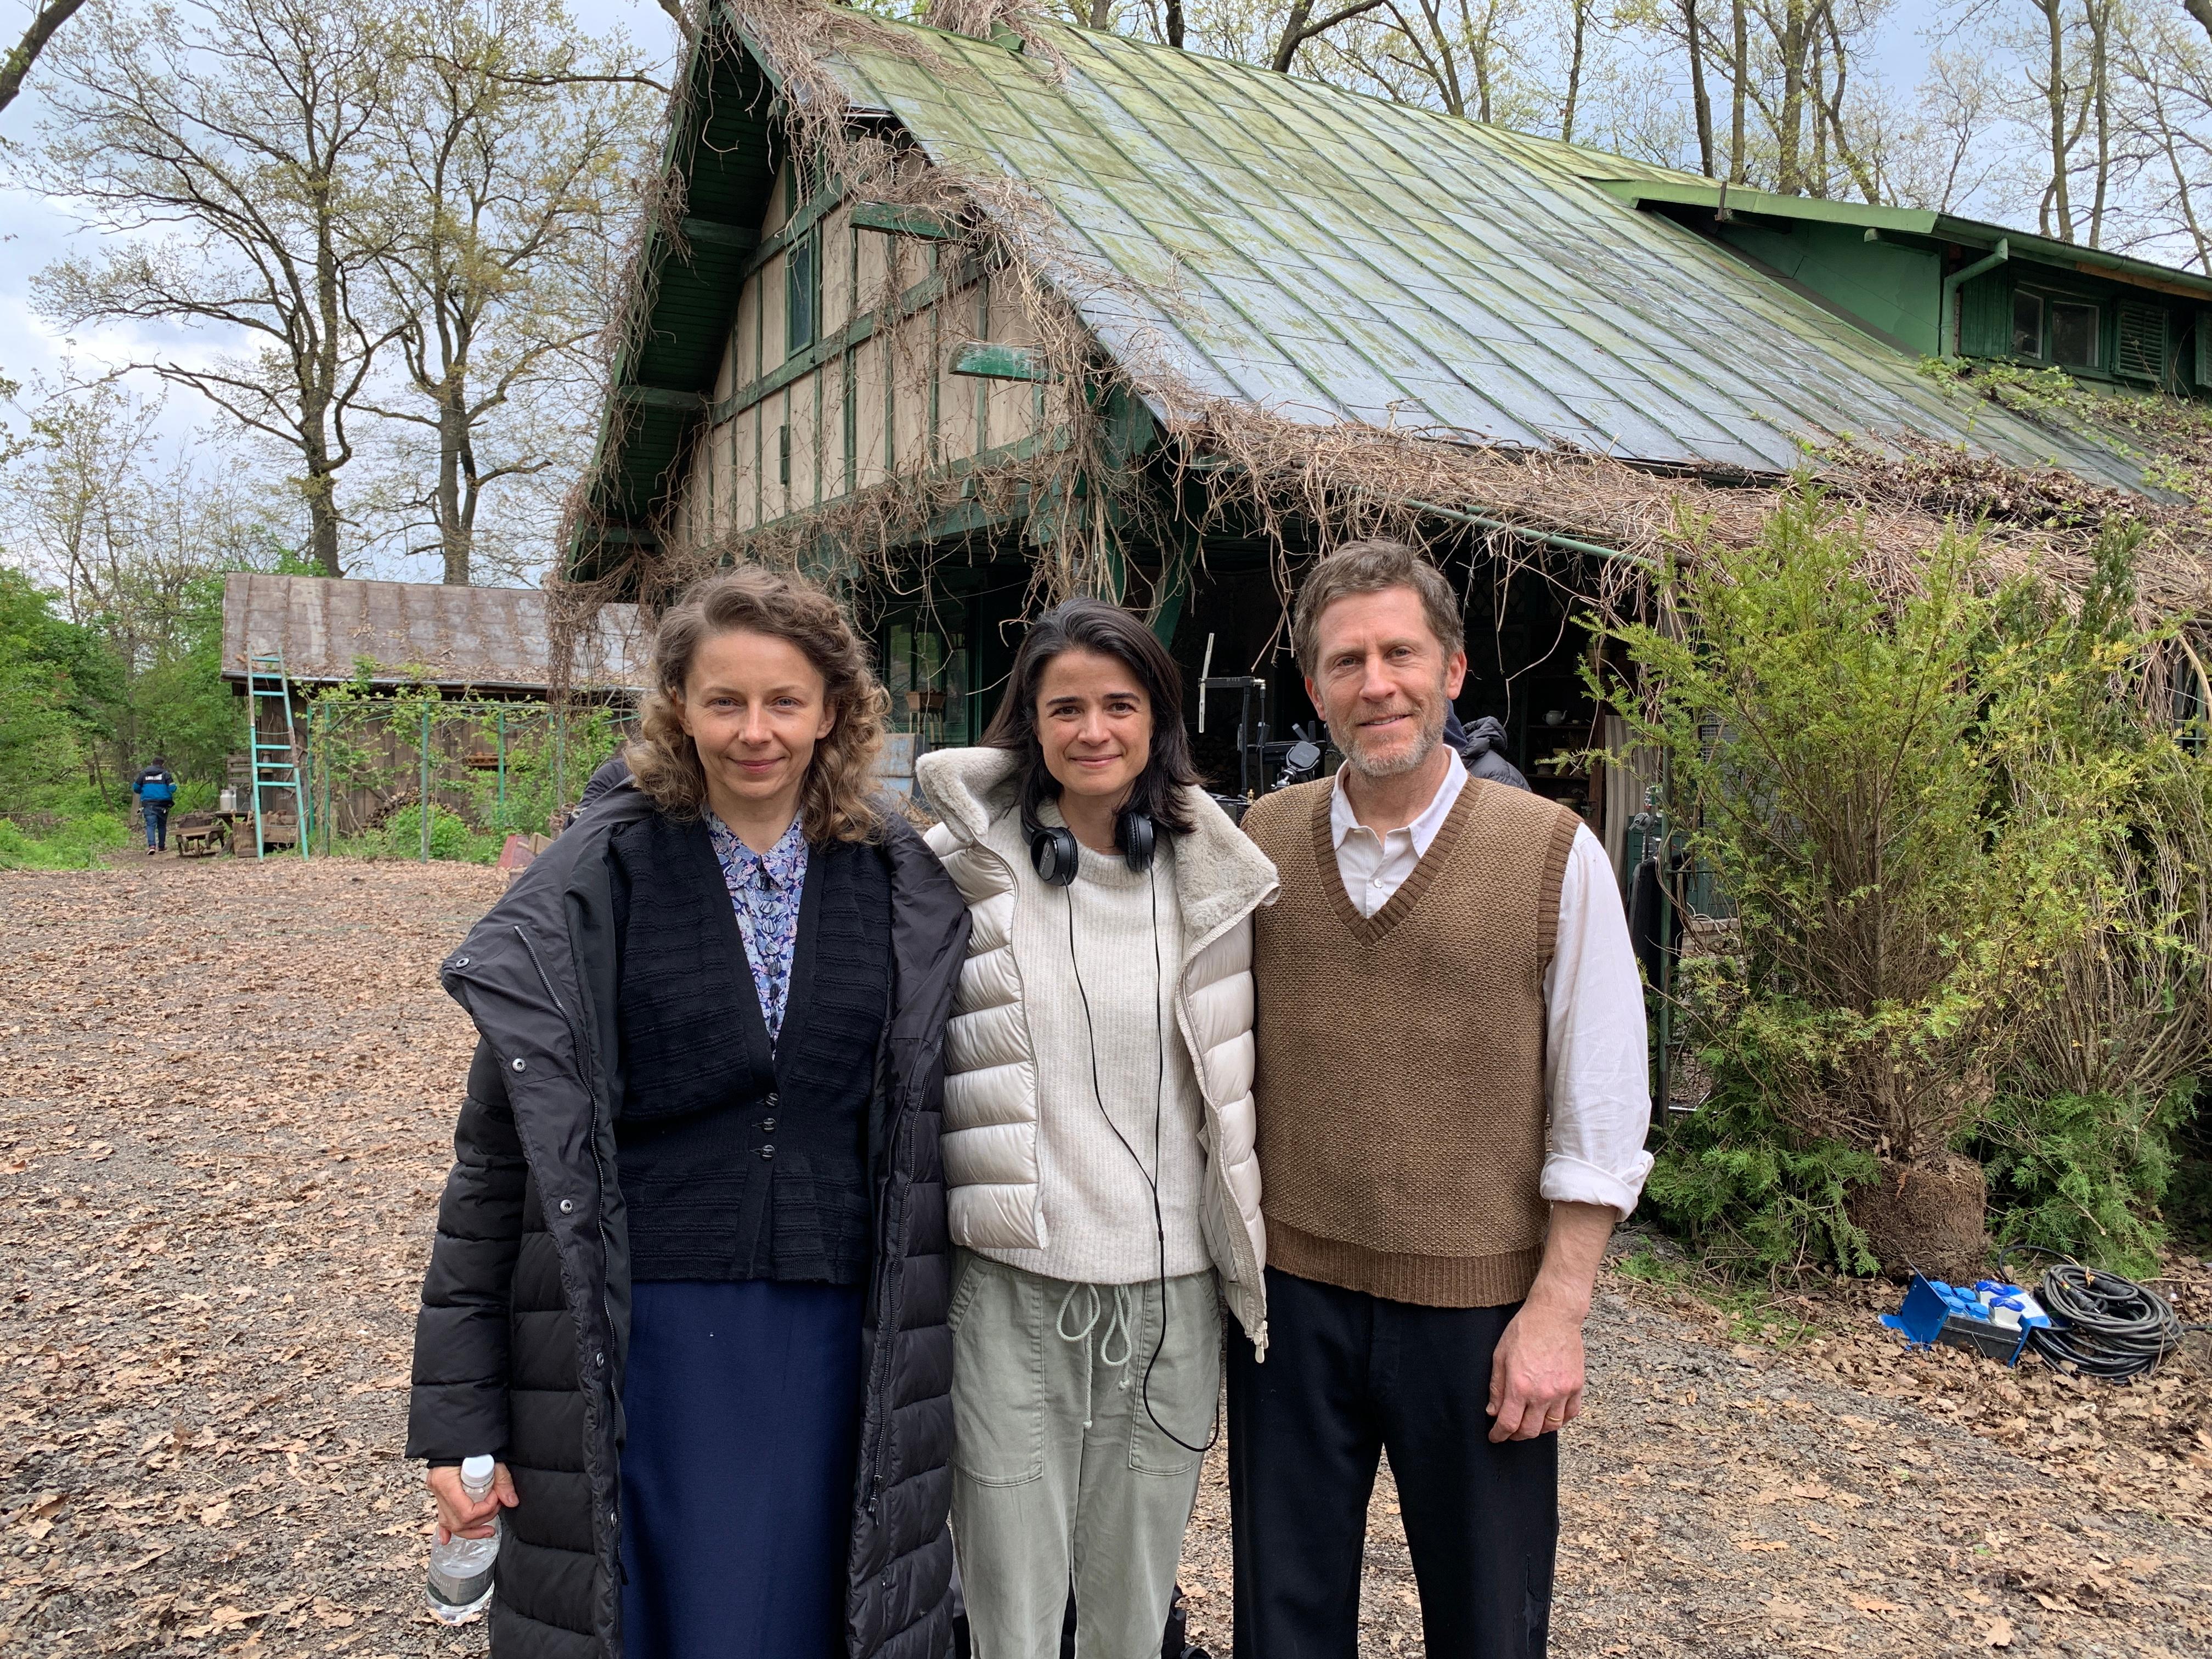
top-left (405, 567), bottom-right (969, 1659)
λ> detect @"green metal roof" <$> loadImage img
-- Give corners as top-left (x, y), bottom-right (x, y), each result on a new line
top-left (1593, 177), bottom-right (2212, 303)
top-left (813, 18), bottom-right (2166, 490)
top-left (577, 11), bottom-right (2184, 570)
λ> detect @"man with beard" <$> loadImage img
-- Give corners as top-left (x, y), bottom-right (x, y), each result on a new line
top-left (1231, 540), bottom-right (1650, 1659)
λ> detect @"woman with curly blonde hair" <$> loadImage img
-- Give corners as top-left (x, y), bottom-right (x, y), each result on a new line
top-left (407, 565), bottom-right (972, 1659)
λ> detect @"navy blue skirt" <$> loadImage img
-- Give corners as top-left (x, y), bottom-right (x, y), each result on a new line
top-left (618, 1279), bottom-right (866, 1659)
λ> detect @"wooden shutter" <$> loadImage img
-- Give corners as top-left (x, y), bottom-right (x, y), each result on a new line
top-left (2115, 301), bottom-right (2168, 381)
top-left (1957, 272), bottom-right (2010, 358)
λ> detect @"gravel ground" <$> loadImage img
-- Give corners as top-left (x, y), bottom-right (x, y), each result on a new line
top-left (3, 858), bottom-right (2208, 1657)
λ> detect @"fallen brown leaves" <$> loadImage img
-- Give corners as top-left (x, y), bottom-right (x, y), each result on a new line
top-left (1, 856), bottom-right (499, 1656)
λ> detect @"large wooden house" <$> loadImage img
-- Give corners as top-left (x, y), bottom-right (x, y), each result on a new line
top-left (565, 2), bottom-right (2208, 861)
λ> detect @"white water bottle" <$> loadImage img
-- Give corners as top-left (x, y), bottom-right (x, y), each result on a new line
top-left (426, 1454), bottom-right (500, 1625)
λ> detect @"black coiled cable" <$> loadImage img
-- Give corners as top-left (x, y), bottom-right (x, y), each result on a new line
top-left (1999, 1245), bottom-right (2204, 1383)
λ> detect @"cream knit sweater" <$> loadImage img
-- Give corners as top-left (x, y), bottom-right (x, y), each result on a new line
top-left (987, 804), bottom-right (1211, 1285)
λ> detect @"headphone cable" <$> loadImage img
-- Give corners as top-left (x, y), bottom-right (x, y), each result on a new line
top-left (1063, 864), bottom-right (1221, 1456)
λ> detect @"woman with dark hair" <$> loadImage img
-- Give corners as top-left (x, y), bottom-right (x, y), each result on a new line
top-left (916, 597), bottom-right (1277, 1656)
top-left (404, 566), bottom-right (970, 1659)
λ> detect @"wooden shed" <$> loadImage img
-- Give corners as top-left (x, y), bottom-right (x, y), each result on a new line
top-left (219, 574), bottom-right (652, 841)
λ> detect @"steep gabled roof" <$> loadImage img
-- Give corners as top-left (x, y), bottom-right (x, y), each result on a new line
top-left (819, 20), bottom-right (2156, 482)
top-left (575, 9), bottom-right (2188, 573)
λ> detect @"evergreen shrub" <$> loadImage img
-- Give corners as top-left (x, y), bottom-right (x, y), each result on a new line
top-left (1604, 490), bottom-right (2212, 1273)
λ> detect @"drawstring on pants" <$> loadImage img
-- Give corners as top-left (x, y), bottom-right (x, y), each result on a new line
top-left (1056, 1282), bottom-right (1139, 1430)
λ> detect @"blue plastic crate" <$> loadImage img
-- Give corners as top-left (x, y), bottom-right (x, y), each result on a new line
top-left (1881, 1275), bottom-right (2049, 1365)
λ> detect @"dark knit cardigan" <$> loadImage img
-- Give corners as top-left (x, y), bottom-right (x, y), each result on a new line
top-left (608, 811), bottom-right (890, 1284)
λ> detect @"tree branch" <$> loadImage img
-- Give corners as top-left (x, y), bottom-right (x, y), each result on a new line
top-left (0, 0), bottom-right (87, 116)
top-left (1271, 0), bottom-right (1390, 72)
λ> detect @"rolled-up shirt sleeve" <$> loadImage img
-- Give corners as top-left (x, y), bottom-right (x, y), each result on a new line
top-left (1540, 825), bottom-right (1653, 1217)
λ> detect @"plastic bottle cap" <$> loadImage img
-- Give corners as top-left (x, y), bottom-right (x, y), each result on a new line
top-left (461, 1455), bottom-right (496, 1486)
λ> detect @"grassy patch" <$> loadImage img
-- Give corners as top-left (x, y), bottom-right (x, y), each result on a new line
top-left (1613, 1246), bottom-right (1822, 1348)
top-left (0, 811), bottom-right (132, 870)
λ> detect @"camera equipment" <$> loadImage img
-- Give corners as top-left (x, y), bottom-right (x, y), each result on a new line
top-left (1272, 726), bottom-right (1325, 790)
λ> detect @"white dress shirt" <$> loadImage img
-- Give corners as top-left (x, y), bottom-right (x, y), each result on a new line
top-left (1329, 758), bottom-right (1654, 1217)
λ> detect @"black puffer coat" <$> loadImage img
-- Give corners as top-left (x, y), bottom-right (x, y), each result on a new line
top-left (405, 782), bottom-right (969, 1659)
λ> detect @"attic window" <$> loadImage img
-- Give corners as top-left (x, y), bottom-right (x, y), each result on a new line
top-left (2115, 301), bottom-right (2168, 381)
top-left (2049, 301), bottom-right (2099, 369)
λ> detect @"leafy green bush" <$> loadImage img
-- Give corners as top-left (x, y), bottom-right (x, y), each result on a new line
top-left (1974, 1083), bottom-right (2197, 1276)
top-left (345, 805), bottom-right (501, 865)
top-left (127, 571), bottom-right (250, 795)
top-left (0, 568), bottom-right (117, 806)
top-left (1643, 1064), bottom-right (1882, 1277)
top-left (1601, 491), bottom-right (2057, 1166)
top-left (1604, 493), bottom-right (2212, 1273)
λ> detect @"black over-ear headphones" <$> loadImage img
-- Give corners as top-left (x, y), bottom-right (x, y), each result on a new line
top-left (1029, 809), bottom-right (1156, 887)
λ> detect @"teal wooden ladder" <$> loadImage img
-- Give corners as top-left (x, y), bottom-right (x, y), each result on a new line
top-left (246, 654), bottom-right (308, 861)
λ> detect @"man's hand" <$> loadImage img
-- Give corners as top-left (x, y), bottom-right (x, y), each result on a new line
top-left (426, 1462), bottom-right (518, 1544)
top-left (1487, 1299), bottom-right (1587, 1440)
top-left (1487, 1201), bottom-right (1615, 1443)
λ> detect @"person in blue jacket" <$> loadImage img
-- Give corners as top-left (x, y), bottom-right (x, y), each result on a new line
top-left (132, 758), bottom-right (178, 854)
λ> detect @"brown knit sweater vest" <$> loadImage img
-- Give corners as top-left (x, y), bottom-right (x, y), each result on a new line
top-left (1244, 774), bottom-right (1580, 1307)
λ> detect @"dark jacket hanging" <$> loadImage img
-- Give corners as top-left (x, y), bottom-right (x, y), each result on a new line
top-left (405, 780), bottom-right (971, 1659)
top-left (1443, 710), bottom-right (1530, 790)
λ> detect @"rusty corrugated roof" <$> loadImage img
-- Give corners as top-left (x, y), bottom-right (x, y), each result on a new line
top-left (808, 19), bottom-right (2155, 488)
top-left (219, 574), bottom-right (648, 693)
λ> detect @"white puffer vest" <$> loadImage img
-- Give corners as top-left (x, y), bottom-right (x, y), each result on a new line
top-left (917, 747), bottom-right (1279, 1352)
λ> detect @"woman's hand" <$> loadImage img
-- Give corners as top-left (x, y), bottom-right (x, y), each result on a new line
top-left (426, 1463), bottom-right (519, 1544)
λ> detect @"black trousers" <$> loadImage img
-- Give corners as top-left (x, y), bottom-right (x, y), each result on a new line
top-left (1226, 1268), bottom-right (1558, 1659)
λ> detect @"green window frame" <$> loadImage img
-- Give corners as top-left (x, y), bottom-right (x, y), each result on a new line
top-left (2047, 298), bottom-right (2100, 368)
top-left (787, 228), bottom-right (816, 356)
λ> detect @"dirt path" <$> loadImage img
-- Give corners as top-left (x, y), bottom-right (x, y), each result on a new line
top-left (3, 860), bottom-right (2208, 1657)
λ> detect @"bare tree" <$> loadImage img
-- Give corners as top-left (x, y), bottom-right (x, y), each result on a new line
top-left (1815, 4), bottom-right (1880, 200)
top-left (1764, 0), bottom-right (1813, 193)
top-left (364, 0), bottom-right (650, 585)
top-left (2085, 0), bottom-right (2113, 244)
top-left (1730, 0), bottom-right (1749, 180)
top-left (2113, 1), bottom-right (2212, 268)
top-left (2026, 0), bottom-right (2081, 238)
top-left (31, 0), bottom-right (399, 575)
top-left (1359, 0), bottom-right (1507, 116)
top-left (0, 0), bottom-right (86, 115)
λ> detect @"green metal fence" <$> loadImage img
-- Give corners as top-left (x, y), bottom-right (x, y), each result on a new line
top-left (294, 695), bottom-right (627, 861)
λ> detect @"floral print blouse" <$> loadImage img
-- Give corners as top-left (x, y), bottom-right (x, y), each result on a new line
top-left (704, 812), bottom-right (810, 1043)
